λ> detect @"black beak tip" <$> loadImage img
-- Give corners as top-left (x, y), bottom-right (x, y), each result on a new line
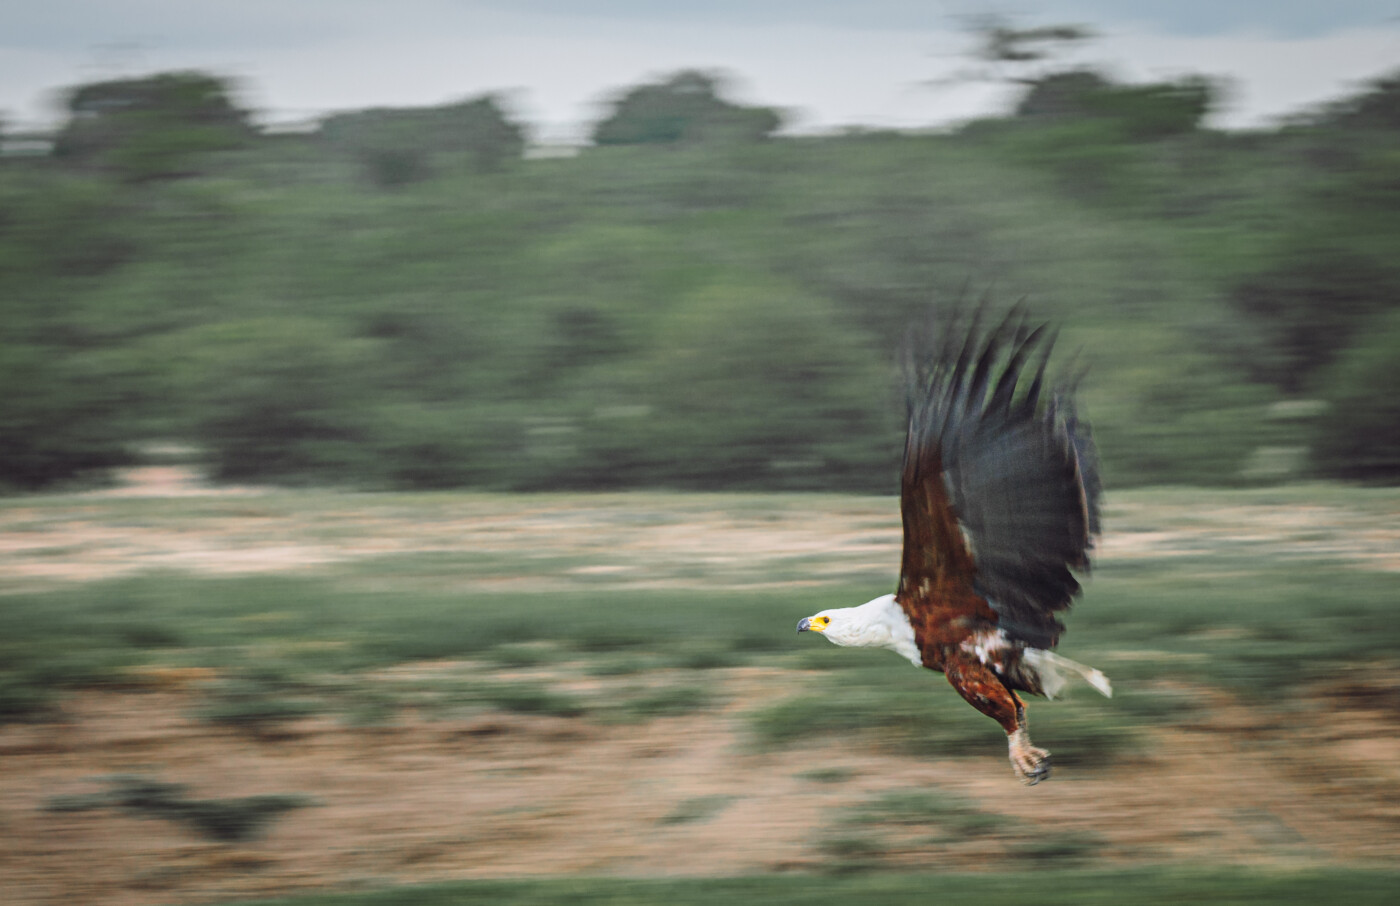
top-left (796, 617), bottom-right (810, 632)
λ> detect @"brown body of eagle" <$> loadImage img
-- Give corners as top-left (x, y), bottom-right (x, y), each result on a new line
top-left (799, 306), bottom-right (1107, 784)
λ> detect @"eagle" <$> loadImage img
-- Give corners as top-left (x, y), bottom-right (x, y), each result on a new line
top-left (797, 306), bottom-right (1110, 785)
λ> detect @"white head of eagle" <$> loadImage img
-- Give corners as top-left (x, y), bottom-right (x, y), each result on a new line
top-left (794, 304), bottom-right (1111, 786)
top-left (796, 594), bottom-right (921, 666)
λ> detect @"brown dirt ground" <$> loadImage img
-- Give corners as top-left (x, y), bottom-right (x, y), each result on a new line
top-left (2, 469), bottom-right (1399, 905)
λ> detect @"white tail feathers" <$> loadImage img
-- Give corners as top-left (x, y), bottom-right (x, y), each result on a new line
top-left (1022, 649), bottom-right (1113, 700)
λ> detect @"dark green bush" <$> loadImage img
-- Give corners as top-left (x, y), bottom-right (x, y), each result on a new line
top-left (1311, 307), bottom-right (1400, 481)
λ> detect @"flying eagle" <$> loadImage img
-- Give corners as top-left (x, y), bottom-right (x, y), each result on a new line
top-left (798, 307), bottom-right (1110, 785)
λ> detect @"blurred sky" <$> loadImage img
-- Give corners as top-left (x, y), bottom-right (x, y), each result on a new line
top-left (3, 1), bottom-right (1399, 139)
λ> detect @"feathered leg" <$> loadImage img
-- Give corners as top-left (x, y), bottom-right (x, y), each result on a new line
top-left (944, 654), bottom-right (1050, 785)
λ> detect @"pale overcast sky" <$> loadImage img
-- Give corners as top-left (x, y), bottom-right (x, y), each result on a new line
top-left (3, 2), bottom-right (1398, 138)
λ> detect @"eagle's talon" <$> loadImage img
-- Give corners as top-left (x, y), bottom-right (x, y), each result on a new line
top-left (1009, 731), bottom-right (1051, 785)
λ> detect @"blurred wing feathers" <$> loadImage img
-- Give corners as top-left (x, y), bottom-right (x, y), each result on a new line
top-left (898, 309), bottom-right (1101, 649)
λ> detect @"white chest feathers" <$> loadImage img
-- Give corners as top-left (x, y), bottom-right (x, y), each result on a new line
top-left (816, 594), bottom-right (922, 666)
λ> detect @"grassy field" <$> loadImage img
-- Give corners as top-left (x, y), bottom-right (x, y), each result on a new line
top-left (219, 868), bottom-right (1400, 906)
top-left (1, 481), bottom-right (1398, 904)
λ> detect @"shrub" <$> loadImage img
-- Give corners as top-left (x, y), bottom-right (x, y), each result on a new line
top-left (1311, 307), bottom-right (1400, 481)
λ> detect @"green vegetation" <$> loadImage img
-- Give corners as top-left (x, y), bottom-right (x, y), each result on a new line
top-left (320, 94), bottom-right (526, 180)
top-left (2, 487), bottom-right (1396, 899)
top-left (813, 787), bottom-right (1107, 874)
top-left (52, 71), bottom-right (253, 182)
top-left (591, 70), bottom-right (782, 146)
top-left (5, 66), bottom-right (1400, 492)
top-left (658, 794), bottom-right (735, 826)
top-left (0, 572), bottom-right (815, 725)
top-left (838, 788), bottom-right (1010, 840)
top-left (216, 868), bottom-right (1400, 905)
top-left (46, 774), bottom-right (312, 843)
top-left (2, 487), bottom-right (1395, 756)
top-left (197, 667), bottom-right (326, 736)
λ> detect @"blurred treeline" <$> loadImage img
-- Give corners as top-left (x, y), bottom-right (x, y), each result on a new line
top-left (3, 63), bottom-right (1399, 493)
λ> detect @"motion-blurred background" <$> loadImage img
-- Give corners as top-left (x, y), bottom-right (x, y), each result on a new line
top-left (2, 3), bottom-right (1399, 905)
top-left (3, 2), bottom-right (1399, 493)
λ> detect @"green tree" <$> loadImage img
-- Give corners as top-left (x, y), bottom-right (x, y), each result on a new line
top-left (623, 281), bottom-right (895, 491)
top-left (1311, 307), bottom-right (1400, 481)
top-left (1228, 242), bottom-right (1400, 394)
top-left (0, 348), bottom-right (132, 490)
top-left (0, 174), bottom-right (135, 283)
top-left (178, 319), bottom-right (383, 484)
top-left (319, 93), bottom-right (527, 183)
top-left (1308, 68), bottom-right (1400, 131)
top-left (52, 71), bottom-right (252, 181)
top-left (1016, 70), bottom-right (1215, 140)
top-left (456, 95), bottom-right (529, 172)
top-left (591, 71), bottom-right (781, 146)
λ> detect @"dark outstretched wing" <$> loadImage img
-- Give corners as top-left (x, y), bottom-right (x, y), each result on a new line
top-left (897, 305), bottom-right (1101, 650)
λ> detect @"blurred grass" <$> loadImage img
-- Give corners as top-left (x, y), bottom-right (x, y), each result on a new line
top-left (1, 487), bottom-right (1397, 754)
top-left (215, 868), bottom-right (1400, 905)
top-left (841, 788), bottom-right (1011, 838)
top-left (1085, 562), bottom-right (1400, 693)
top-left (45, 775), bottom-right (313, 843)
top-left (0, 572), bottom-right (827, 725)
top-left (813, 787), bottom-right (1112, 874)
top-left (814, 788), bottom-right (1013, 873)
top-left (2, 487), bottom-right (1398, 902)
top-left (658, 794), bottom-right (735, 826)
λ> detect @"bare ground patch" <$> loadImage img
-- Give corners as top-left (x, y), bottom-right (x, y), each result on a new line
top-left (2, 671), bottom-right (1399, 906)
top-left (3, 469), bottom-right (1398, 595)
top-left (0, 468), bottom-right (903, 592)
